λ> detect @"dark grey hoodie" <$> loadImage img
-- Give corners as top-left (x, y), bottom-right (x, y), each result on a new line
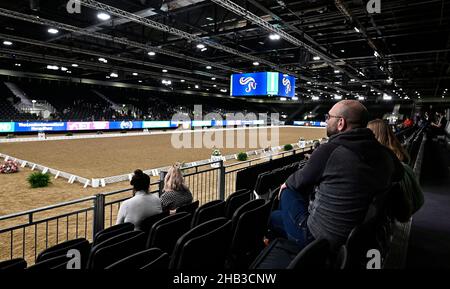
top-left (286, 128), bottom-right (404, 247)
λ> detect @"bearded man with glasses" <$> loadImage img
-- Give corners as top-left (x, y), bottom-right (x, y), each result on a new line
top-left (269, 100), bottom-right (404, 251)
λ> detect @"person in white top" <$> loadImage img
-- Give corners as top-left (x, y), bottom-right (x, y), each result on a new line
top-left (116, 169), bottom-right (162, 230)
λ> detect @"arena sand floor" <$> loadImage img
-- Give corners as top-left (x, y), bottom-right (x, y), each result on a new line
top-left (0, 126), bottom-right (325, 263)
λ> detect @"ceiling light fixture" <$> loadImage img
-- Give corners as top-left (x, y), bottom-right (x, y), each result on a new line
top-left (47, 28), bottom-right (59, 34)
top-left (97, 12), bottom-right (111, 21)
top-left (269, 34), bottom-right (281, 40)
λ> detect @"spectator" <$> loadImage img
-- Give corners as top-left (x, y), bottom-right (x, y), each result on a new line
top-left (116, 169), bottom-right (162, 230)
top-left (368, 119), bottom-right (424, 222)
top-left (269, 100), bottom-right (404, 249)
top-left (161, 164), bottom-right (193, 212)
top-left (430, 111), bottom-right (448, 136)
top-left (403, 117), bottom-right (413, 128)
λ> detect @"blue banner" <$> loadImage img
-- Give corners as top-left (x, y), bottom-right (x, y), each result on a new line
top-left (293, 121), bottom-right (326, 127)
top-left (109, 121), bottom-right (143, 130)
top-left (14, 122), bottom-right (67, 132)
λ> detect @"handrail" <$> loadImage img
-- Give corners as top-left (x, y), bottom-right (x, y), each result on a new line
top-left (0, 195), bottom-right (96, 221)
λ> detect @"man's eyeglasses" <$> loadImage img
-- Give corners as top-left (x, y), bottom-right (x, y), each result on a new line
top-left (325, 114), bottom-right (343, 121)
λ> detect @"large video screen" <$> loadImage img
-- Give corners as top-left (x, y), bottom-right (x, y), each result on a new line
top-left (230, 72), bottom-right (296, 98)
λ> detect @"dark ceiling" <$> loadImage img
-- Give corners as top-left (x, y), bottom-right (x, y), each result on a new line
top-left (0, 0), bottom-right (449, 102)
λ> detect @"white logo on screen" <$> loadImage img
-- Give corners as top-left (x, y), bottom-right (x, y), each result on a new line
top-left (120, 121), bottom-right (133, 129)
top-left (0, 123), bottom-right (12, 131)
top-left (239, 77), bottom-right (257, 93)
top-left (282, 78), bottom-right (291, 94)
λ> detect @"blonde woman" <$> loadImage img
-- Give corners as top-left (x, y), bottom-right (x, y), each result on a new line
top-left (367, 119), bottom-right (410, 163)
top-left (367, 119), bottom-right (424, 222)
top-left (161, 164), bottom-right (193, 212)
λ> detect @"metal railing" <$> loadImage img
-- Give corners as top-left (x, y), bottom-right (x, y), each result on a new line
top-left (0, 146), bottom-right (312, 265)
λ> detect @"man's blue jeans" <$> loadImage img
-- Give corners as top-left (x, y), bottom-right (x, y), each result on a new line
top-left (269, 188), bottom-right (314, 248)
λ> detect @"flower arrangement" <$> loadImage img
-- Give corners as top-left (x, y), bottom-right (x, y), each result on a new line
top-left (210, 149), bottom-right (222, 168)
top-left (298, 137), bottom-right (306, 148)
top-left (0, 160), bottom-right (20, 174)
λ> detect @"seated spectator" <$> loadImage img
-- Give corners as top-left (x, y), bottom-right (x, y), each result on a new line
top-left (161, 164), bottom-right (193, 212)
top-left (116, 169), bottom-right (162, 230)
top-left (430, 111), bottom-right (447, 136)
top-left (269, 100), bottom-right (404, 249)
top-left (403, 118), bottom-right (413, 128)
top-left (368, 119), bottom-right (424, 222)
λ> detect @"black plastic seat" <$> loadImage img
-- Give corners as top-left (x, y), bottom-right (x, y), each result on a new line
top-left (140, 211), bottom-right (170, 236)
top-left (105, 248), bottom-right (169, 270)
top-left (87, 230), bottom-right (145, 270)
top-left (191, 200), bottom-right (226, 227)
top-left (228, 200), bottom-right (272, 269)
top-left (176, 200), bottom-right (199, 215)
top-left (250, 238), bottom-right (302, 269)
top-left (230, 199), bottom-right (265, 232)
top-left (0, 258), bottom-right (27, 271)
top-left (224, 190), bottom-right (251, 219)
top-left (146, 212), bottom-right (192, 255)
top-left (170, 217), bottom-right (232, 270)
top-left (27, 255), bottom-right (70, 271)
top-left (345, 218), bottom-right (382, 269)
top-left (286, 238), bottom-right (330, 269)
top-left (36, 238), bottom-right (90, 269)
top-left (93, 222), bottom-right (134, 246)
top-left (140, 252), bottom-right (170, 271)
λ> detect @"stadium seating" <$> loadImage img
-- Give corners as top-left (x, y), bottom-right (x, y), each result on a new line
top-left (286, 239), bottom-right (330, 269)
top-left (105, 248), bottom-right (169, 270)
top-left (36, 238), bottom-right (90, 269)
top-left (27, 255), bottom-right (70, 271)
top-left (176, 200), bottom-right (200, 215)
top-left (227, 200), bottom-right (272, 269)
top-left (235, 152), bottom-right (307, 192)
top-left (140, 211), bottom-right (170, 237)
top-left (170, 218), bottom-right (232, 270)
top-left (224, 189), bottom-right (252, 219)
top-left (0, 258), bottom-right (27, 271)
top-left (191, 200), bottom-right (226, 227)
top-left (249, 238), bottom-right (302, 269)
top-left (87, 231), bottom-right (145, 270)
top-left (146, 212), bottom-right (192, 255)
top-left (93, 223), bottom-right (134, 246)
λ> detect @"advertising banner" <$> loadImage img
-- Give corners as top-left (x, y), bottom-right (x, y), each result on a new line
top-left (15, 122), bottom-right (67, 132)
top-left (293, 121), bottom-right (326, 127)
top-left (67, 121), bottom-right (109, 131)
top-left (109, 121), bottom-right (143, 130)
top-left (142, 121), bottom-right (173, 128)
